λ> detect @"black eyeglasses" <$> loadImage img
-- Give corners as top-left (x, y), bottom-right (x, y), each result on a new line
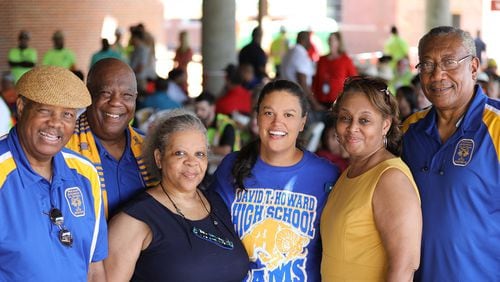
top-left (48, 208), bottom-right (73, 247)
top-left (415, 54), bottom-right (473, 74)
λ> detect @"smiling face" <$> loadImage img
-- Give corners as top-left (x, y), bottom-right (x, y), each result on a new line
top-left (257, 90), bottom-right (306, 160)
top-left (16, 98), bottom-right (77, 164)
top-left (154, 129), bottom-right (208, 193)
top-left (86, 59), bottom-right (137, 142)
top-left (418, 34), bottom-right (479, 112)
top-left (335, 91), bottom-right (390, 159)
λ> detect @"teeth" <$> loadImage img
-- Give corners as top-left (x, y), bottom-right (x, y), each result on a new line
top-left (40, 131), bottom-right (59, 141)
top-left (105, 113), bottom-right (120, 119)
top-left (269, 130), bottom-right (286, 136)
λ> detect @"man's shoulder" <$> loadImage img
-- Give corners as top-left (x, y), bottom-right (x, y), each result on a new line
top-left (129, 126), bottom-right (145, 138)
top-left (482, 99), bottom-right (500, 157)
top-left (484, 97), bottom-right (500, 112)
top-left (43, 48), bottom-right (57, 56)
top-left (60, 148), bottom-right (100, 181)
top-left (402, 107), bottom-right (432, 133)
top-left (7, 48), bottom-right (20, 56)
top-left (61, 148), bottom-right (98, 171)
top-left (0, 141), bottom-right (16, 187)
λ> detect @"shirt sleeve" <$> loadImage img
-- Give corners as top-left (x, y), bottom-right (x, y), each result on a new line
top-left (91, 200), bottom-right (108, 262)
top-left (88, 170), bottom-right (108, 262)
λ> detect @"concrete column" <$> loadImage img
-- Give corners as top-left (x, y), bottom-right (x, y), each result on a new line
top-left (202, 0), bottom-right (236, 96)
top-left (426, 0), bottom-right (452, 30)
top-left (258, 0), bottom-right (268, 27)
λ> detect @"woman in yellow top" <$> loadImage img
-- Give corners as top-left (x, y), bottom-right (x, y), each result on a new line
top-left (320, 76), bottom-right (422, 281)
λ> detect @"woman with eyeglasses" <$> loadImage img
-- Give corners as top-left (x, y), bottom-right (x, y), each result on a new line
top-left (320, 76), bottom-right (422, 281)
top-left (211, 80), bottom-right (340, 281)
top-left (104, 109), bottom-right (248, 282)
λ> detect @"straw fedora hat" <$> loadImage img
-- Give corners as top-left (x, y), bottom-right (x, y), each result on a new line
top-left (16, 66), bottom-right (91, 109)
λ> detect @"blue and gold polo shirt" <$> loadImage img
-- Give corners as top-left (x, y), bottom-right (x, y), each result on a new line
top-left (0, 128), bottom-right (107, 281)
top-left (402, 86), bottom-right (500, 282)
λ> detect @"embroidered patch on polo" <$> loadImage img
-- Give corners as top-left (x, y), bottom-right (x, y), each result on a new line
top-left (453, 139), bottom-right (474, 166)
top-left (65, 187), bottom-right (85, 217)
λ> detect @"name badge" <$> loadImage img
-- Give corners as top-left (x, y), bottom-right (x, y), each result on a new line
top-left (322, 83), bottom-right (330, 95)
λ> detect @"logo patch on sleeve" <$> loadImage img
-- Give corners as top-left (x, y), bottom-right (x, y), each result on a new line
top-left (453, 139), bottom-right (474, 166)
top-left (65, 187), bottom-right (85, 217)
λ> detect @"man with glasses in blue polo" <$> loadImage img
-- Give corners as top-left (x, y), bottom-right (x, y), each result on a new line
top-left (0, 66), bottom-right (107, 281)
top-left (402, 26), bottom-right (500, 281)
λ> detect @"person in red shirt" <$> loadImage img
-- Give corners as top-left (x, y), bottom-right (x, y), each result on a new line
top-left (215, 64), bottom-right (252, 116)
top-left (315, 118), bottom-right (349, 172)
top-left (313, 32), bottom-right (357, 108)
top-left (174, 30), bottom-right (193, 72)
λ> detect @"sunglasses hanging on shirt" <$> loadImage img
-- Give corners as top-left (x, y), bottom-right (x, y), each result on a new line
top-left (48, 207), bottom-right (73, 247)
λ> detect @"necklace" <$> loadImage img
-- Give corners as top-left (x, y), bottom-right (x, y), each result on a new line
top-left (159, 182), bottom-right (233, 249)
top-left (159, 182), bottom-right (217, 225)
top-left (196, 190), bottom-right (218, 226)
top-left (160, 182), bottom-right (186, 218)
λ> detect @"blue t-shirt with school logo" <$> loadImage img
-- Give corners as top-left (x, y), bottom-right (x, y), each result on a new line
top-left (213, 150), bottom-right (339, 282)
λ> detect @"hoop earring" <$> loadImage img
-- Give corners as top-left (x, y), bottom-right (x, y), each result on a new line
top-left (383, 135), bottom-right (387, 148)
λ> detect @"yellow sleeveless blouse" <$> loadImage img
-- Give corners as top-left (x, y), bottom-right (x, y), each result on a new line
top-left (320, 158), bottom-right (419, 281)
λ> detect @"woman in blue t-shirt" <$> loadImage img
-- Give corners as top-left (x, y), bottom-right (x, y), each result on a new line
top-left (211, 80), bottom-right (340, 281)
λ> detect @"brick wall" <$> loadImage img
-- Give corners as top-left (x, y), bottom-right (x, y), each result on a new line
top-left (0, 0), bottom-right (164, 77)
top-left (339, 0), bottom-right (483, 55)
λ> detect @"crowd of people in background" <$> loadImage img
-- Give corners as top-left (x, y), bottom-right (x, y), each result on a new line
top-left (3, 23), bottom-right (499, 141)
top-left (0, 23), bottom-right (499, 281)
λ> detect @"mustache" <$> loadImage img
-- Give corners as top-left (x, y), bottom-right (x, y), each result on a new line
top-left (429, 81), bottom-right (453, 89)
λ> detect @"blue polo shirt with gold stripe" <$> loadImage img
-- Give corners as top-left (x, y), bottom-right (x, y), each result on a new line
top-left (402, 86), bottom-right (500, 282)
top-left (0, 128), bottom-right (108, 281)
top-left (66, 113), bottom-right (157, 218)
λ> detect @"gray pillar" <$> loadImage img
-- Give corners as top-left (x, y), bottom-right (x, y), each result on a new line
top-left (202, 0), bottom-right (236, 96)
top-left (426, 0), bottom-right (451, 30)
top-left (258, 0), bottom-right (268, 27)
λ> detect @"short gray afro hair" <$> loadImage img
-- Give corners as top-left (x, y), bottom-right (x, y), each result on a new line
top-left (418, 26), bottom-right (476, 58)
top-left (143, 109), bottom-right (207, 180)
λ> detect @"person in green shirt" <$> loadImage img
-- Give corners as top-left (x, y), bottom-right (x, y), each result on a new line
top-left (8, 31), bottom-right (37, 83)
top-left (42, 30), bottom-right (76, 70)
top-left (270, 26), bottom-right (289, 77)
top-left (383, 26), bottom-right (409, 72)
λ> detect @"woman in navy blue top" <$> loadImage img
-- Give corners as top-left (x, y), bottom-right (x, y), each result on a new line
top-left (104, 109), bottom-right (249, 281)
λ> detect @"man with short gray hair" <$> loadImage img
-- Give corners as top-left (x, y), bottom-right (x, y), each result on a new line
top-left (402, 26), bottom-right (500, 281)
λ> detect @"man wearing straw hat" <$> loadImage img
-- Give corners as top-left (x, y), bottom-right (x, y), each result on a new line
top-left (0, 66), bottom-right (107, 281)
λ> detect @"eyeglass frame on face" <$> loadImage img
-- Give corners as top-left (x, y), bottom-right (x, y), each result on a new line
top-left (415, 54), bottom-right (474, 74)
top-left (48, 208), bottom-right (73, 247)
